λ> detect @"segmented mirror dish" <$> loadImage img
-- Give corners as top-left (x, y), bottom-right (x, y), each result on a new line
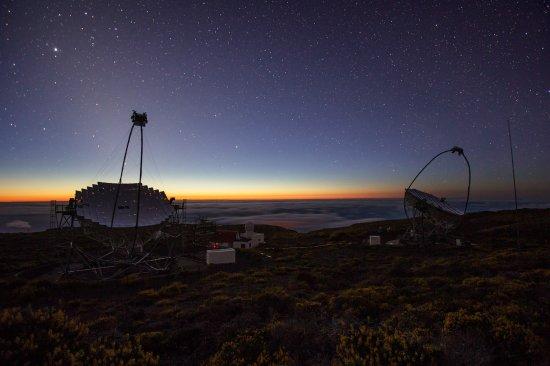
top-left (405, 188), bottom-right (463, 216)
top-left (75, 182), bottom-right (174, 227)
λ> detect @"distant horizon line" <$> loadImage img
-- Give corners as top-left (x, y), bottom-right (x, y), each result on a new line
top-left (1, 197), bottom-right (548, 204)
top-left (1, 197), bottom-right (402, 203)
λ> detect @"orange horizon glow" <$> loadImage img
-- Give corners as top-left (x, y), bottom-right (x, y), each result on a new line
top-left (2, 186), bottom-right (544, 202)
top-left (0, 177), bottom-right (403, 202)
top-left (2, 178), bottom-right (545, 202)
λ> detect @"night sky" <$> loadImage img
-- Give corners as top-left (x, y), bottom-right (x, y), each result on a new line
top-left (0, 1), bottom-right (548, 201)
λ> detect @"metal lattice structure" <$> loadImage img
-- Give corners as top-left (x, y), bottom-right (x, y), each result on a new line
top-left (62, 111), bottom-right (187, 279)
top-left (50, 199), bottom-right (78, 229)
top-left (403, 146), bottom-right (471, 244)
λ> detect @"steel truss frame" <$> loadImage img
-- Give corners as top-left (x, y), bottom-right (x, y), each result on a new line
top-left (60, 111), bottom-right (187, 279)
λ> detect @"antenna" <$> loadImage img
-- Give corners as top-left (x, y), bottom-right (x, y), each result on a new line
top-left (507, 119), bottom-right (520, 248)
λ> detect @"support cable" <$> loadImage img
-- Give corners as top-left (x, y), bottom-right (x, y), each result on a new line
top-left (507, 119), bottom-right (520, 248)
top-left (131, 125), bottom-right (144, 255)
top-left (110, 125), bottom-right (135, 228)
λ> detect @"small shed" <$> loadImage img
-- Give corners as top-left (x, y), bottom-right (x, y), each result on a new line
top-left (369, 235), bottom-right (381, 245)
top-left (206, 248), bottom-right (236, 265)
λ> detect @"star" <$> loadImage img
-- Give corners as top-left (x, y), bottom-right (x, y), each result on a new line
top-left (0, 0), bottom-right (547, 203)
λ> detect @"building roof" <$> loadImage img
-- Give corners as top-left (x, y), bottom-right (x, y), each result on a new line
top-left (234, 237), bottom-right (252, 242)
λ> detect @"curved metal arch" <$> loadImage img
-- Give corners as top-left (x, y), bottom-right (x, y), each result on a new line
top-left (109, 113), bottom-right (147, 257)
top-left (110, 124), bottom-right (135, 228)
top-left (403, 146), bottom-right (471, 220)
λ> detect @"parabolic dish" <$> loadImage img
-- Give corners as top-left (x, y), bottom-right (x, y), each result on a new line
top-left (405, 188), bottom-right (463, 217)
top-left (75, 182), bottom-right (174, 227)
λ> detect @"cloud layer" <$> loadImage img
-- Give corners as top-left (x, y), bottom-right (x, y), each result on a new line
top-left (5, 220), bottom-right (32, 230)
top-left (186, 199), bottom-right (406, 232)
top-left (0, 199), bottom-right (548, 233)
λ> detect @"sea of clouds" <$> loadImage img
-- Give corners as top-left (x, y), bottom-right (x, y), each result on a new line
top-left (1, 199), bottom-right (548, 233)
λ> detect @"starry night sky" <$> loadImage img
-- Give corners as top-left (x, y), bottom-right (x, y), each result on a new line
top-left (0, 0), bottom-right (548, 201)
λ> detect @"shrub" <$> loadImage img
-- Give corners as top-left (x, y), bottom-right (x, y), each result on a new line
top-left (0, 307), bottom-right (158, 365)
top-left (197, 295), bottom-right (247, 323)
top-left (137, 331), bottom-right (164, 351)
top-left (138, 288), bottom-right (160, 299)
top-left (267, 319), bottom-right (335, 364)
top-left (253, 287), bottom-right (293, 318)
top-left (441, 310), bottom-right (493, 365)
top-left (330, 286), bottom-right (394, 319)
top-left (294, 299), bottom-right (323, 317)
top-left (158, 281), bottom-right (187, 297)
top-left (205, 329), bottom-right (293, 366)
top-left (295, 270), bottom-right (318, 287)
top-left (442, 309), bottom-right (545, 364)
top-left (163, 325), bottom-right (204, 354)
top-left (15, 279), bottom-right (54, 301)
top-left (491, 315), bottom-right (544, 363)
top-left (387, 257), bottom-right (411, 277)
top-left (336, 324), bottom-right (439, 365)
top-left (329, 231), bottom-right (351, 242)
top-left (120, 273), bottom-right (144, 286)
top-left (88, 314), bottom-right (118, 332)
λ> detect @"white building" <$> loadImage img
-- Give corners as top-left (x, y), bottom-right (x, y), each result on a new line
top-left (206, 248), bottom-right (236, 264)
top-left (210, 222), bottom-right (265, 250)
top-left (236, 221), bottom-right (265, 248)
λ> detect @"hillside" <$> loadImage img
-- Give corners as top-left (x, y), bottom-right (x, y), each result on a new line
top-left (0, 209), bottom-right (549, 364)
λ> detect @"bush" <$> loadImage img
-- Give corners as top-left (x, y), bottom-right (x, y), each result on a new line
top-left (442, 309), bottom-right (545, 364)
top-left (138, 288), bottom-right (160, 299)
top-left (0, 307), bottom-right (158, 365)
top-left (15, 279), bottom-right (54, 301)
top-left (205, 329), bottom-right (293, 366)
top-left (387, 257), bottom-right (411, 277)
top-left (253, 287), bottom-right (294, 319)
top-left (336, 324), bottom-right (439, 365)
top-left (491, 315), bottom-right (544, 363)
top-left (441, 310), bottom-right (493, 365)
top-left (267, 319), bottom-right (335, 364)
top-left (330, 286), bottom-right (394, 319)
top-left (120, 273), bottom-right (144, 286)
top-left (329, 231), bottom-right (351, 242)
top-left (137, 331), bottom-right (165, 353)
top-left (88, 314), bottom-right (117, 332)
top-left (294, 299), bottom-right (323, 317)
top-left (158, 281), bottom-right (187, 297)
